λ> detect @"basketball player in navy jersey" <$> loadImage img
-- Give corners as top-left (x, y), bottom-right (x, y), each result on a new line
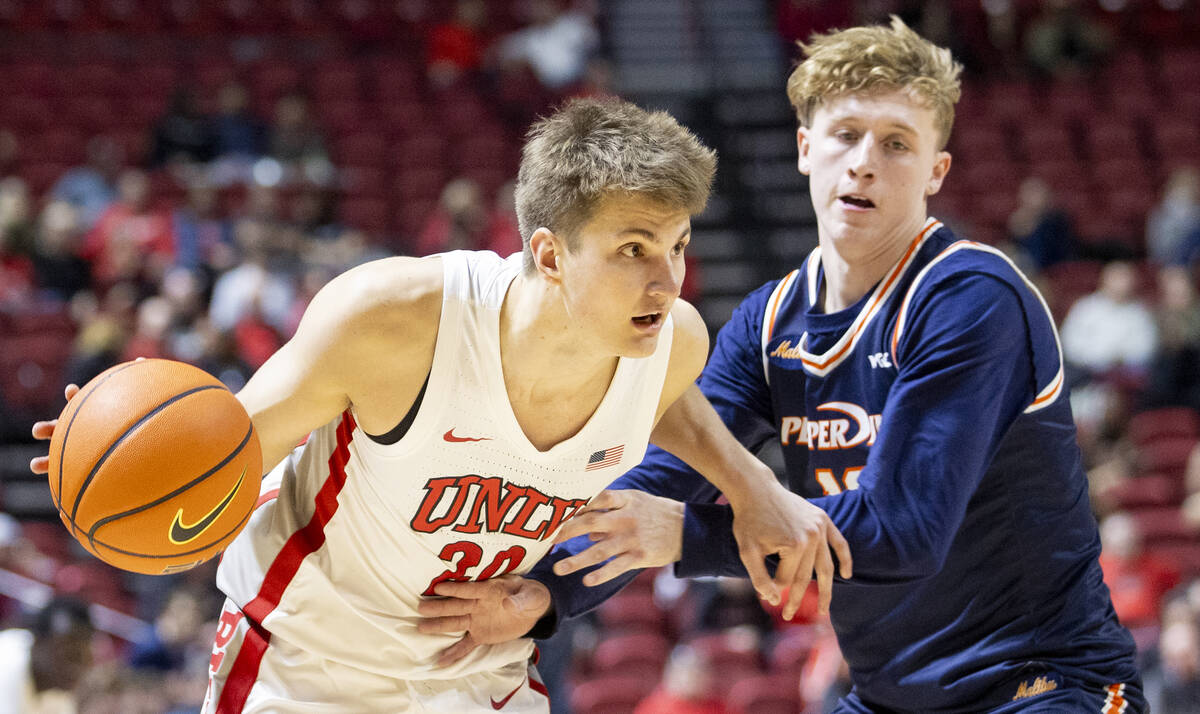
top-left (422, 19), bottom-right (1145, 713)
top-left (30, 98), bottom-right (850, 713)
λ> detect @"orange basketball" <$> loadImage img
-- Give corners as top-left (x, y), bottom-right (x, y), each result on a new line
top-left (47, 359), bottom-right (262, 575)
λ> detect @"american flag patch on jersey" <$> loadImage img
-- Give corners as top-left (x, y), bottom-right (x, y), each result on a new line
top-left (585, 445), bottom-right (624, 471)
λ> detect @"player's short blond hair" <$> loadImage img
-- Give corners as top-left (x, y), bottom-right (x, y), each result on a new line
top-left (515, 97), bottom-right (716, 271)
top-left (786, 16), bottom-right (962, 149)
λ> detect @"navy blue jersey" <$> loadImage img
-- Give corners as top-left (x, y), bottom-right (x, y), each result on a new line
top-left (530, 220), bottom-right (1141, 711)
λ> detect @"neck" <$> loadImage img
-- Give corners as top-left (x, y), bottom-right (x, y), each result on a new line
top-left (500, 272), bottom-right (617, 398)
top-left (819, 214), bottom-right (928, 312)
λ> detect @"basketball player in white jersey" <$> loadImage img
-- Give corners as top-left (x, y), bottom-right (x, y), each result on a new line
top-left (31, 98), bottom-right (850, 713)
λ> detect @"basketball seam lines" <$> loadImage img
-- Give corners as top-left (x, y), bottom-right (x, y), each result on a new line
top-left (68, 384), bottom-right (224, 541)
top-left (54, 361), bottom-right (141, 533)
top-left (85, 422), bottom-right (254, 554)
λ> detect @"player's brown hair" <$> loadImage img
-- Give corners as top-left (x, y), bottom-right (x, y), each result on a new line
top-left (515, 97), bottom-right (716, 271)
top-left (786, 16), bottom-right (962, 149)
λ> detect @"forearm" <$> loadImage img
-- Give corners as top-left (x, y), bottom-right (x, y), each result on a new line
top-left (650, 384), bottom-right (779, 509)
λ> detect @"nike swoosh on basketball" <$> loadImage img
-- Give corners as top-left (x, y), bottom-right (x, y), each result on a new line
top-left (490, 680), bottom-right (524, 710)
top-left (444, 429), bottom-right (492, 443)
top-left (169, 466), bottom-right (247, 544)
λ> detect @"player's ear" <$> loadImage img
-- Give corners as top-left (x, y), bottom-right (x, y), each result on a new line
top-left (529, 227), bottom-right (562, 283)
top-left (797, 127), bottom-right (812, 176)
top-left (925, 150), bottom-right (952, 197)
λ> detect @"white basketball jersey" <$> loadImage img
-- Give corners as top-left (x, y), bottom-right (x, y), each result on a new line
top-left (215, 250), bottom-right (674, 681)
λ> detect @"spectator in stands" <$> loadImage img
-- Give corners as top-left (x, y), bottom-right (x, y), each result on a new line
top-left (1007, 176), bottom-right (1075, 272)
top-left (0, 596), bottom-right (95, 714)
top-left (425, 0), bottom-right (491, 88)
top-left (1143, 602), bottom-right (1200, 713)
top-left (482, 180), bottom-right (522, 256)
top-left (64, 284), bottom-right (134, 388)
top-left (287, 184), bottom-right (339, 241)
top-left (207, 219), bottom-right (295, 340)
top-left (1180, 447), bottom-right (1200, 533)
top-left (82, 169), bottom-right (176, 291)
top-left (497, 0), bottom-right (599, 90)
top-left (1098, 511), bottom-right (1180, 635)
top-left (689, 578), bottom-right (776, 636)
top-left (415, 177), bottom-right (487, 255)
top-left (172, 179), bottom-right (234, 274)
top-left (149, 87), bottom-right (215, 168)
top-left (0, 176), bottom-right (35, 257)
top-left (634, 643), bottom-right (728, 714)
top-left (268, 92), bottom-right (327, 167)
top-left (49, 136), bottom-right (123, 231)
top-left (1148, 167), bottom-right (1200, 266)
top-left (119, 296), bottom-right (175, 362)
top-left (1142, 266), bottom-right (1200, 411)
top-left (31, 201), bottom-right (90, 303)
top-left (799, 626), bottom-right (852, 712)
top-left (127, 588), bottom-right (205, 673)
top-left (1060, 260), bottom-right (1158, 382)
top-left (0, 179), bottom-right (35, 307)
top-left (1023, 0), bottom-right (1112, 79)
top-left (210, 81), bottom-right (267, 162)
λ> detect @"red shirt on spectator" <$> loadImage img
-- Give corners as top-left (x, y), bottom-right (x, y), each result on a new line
top-left (82, 202), bottom-right (175, 286)
top-left (1099, 550), bottom-right (1180, 629)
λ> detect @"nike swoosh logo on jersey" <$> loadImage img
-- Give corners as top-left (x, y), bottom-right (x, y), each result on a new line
top-left (169, 466), bottom-right (247, 544)
top-left (444, 429), bottom-right (492, 443)
top-left (490, 680), bottom-right (524, 709)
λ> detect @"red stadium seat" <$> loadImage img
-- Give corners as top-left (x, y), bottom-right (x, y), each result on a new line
top-left (1146, 542), bottom-right (1200, 578)
top-left (690, 631), bottom-right (765, 678)
top-left (334, 132), bottom-right (390, 168)
top-left (312, 65), bottom-right (363, 103)
top-left (340, 196), bottom-right (391, 235)
top-left (1128, 506), bottom-right (1194, 546)
top-left (726, 674), bottom-right (803, 714)
top-left (1138, 435), bottom-right (1198, 476)
top-left (1045, 81), bottom-right (1097, 122)
top-left (591, 632), bottom-right (671, 679)
top-left (570, 675), bottom-right (658, 714)
top-left (769, 625), bottom-right (819, 679)
top-left (594, 590), bottom-right (668, 635)
top-left (1018, 123), bottom-right (1076, 162)
top-left (1128, 408), bottom-right (1200, 446)
top-left (1105, 474), bottom-right (1184, 510)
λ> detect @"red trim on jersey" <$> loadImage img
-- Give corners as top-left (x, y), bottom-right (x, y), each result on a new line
top-left (529, 678), bottom-right (550, 698)
top-left (216, 412), bottom-right (357, 714)
top-left (254, 489), bottom-right (280, 509)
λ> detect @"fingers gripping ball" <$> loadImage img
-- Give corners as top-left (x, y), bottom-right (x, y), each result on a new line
top-left (47, 359), bottom-right (262, 575)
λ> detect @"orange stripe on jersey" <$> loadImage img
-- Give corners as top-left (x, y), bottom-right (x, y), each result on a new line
top-left (1029, 368), bottom-right (1064, 408)
top-left (801, 219), bottom-right (940, 372)
top-left (889, 240), bottom-right (975, 363)
top-left (765, 270), bottom-right (800, 343)
top-left (1101, 683), bottom-right (1127, 713)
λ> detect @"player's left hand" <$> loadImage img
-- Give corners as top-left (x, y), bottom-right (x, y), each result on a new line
top-left (729, 482), bottom-right (852, 620)
top-left (549, 488), bottom-right (685, 585)
top-left (417, 576), bottom-right (552, 667)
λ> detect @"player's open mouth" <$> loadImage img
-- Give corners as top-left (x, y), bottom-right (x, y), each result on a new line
top-left (632, 312), bottom-right (663, 327)
top-left (840, 195), bottom-right (875, 209)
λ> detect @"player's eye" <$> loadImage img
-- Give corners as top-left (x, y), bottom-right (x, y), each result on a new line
top-left (620, 243), bottom-right (644, 258)
top-left (888, 140), bottom-right (909, 152)
top-left (836, 130), bottom-right (858, 143)
top-left (672, 240), bottom-right (687, 256)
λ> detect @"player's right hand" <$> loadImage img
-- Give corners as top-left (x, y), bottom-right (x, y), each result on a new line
top-left (417, 575), bottom-right (552, 667)
top-left (29, 383), bottom-right (80, 475)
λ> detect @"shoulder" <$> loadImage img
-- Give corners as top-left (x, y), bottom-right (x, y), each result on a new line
top-left (312, 256), bottom-right (444, 330)
top-left (666, 298), bottom-right (709, 377)
top-left (295, 255), bottom-right (445, 364)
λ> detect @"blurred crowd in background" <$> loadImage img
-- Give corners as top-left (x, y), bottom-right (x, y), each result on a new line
top-left (0, 0), bottom-right (1199, 712)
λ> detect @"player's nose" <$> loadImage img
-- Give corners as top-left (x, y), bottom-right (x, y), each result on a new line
top-left (646, 254), bottom-right (683, 298)
top-left (847, 135), bottom-right (879, 178)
